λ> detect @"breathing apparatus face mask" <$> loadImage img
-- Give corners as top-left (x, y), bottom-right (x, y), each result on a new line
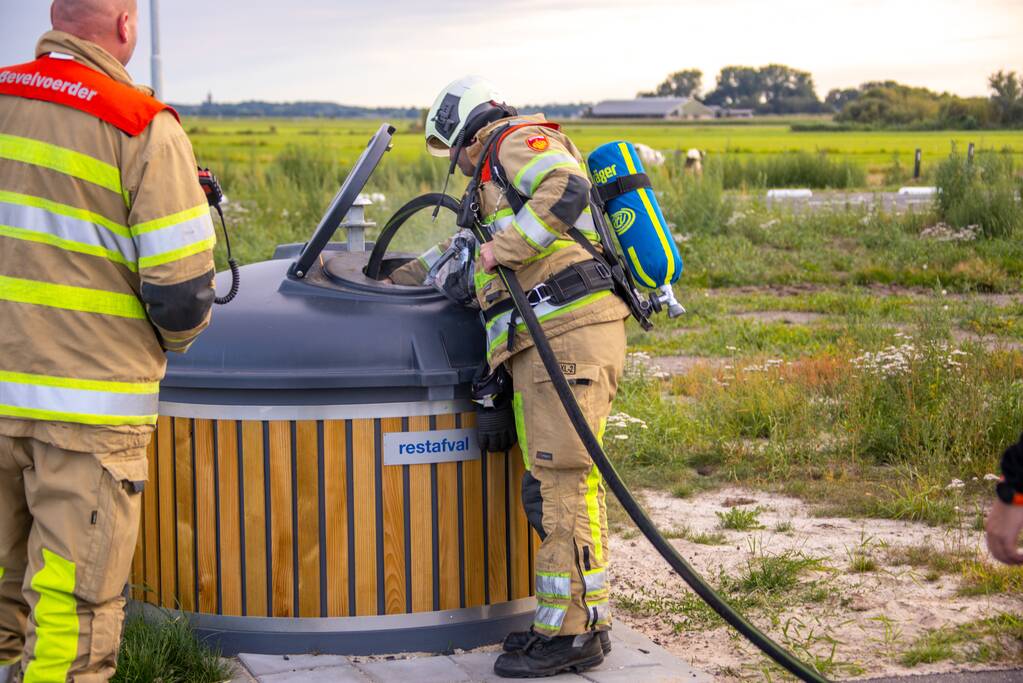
top-left (425, 229), bottom-right (478, 308)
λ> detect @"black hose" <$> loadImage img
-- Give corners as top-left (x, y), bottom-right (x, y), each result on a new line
top-left (365, 193), bottom-right (460, 280)
top-left (493, 263), bottom-right (829, 683)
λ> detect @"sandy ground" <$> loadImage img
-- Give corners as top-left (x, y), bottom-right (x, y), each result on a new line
top-left (608, 487), bottom-right (1023, 681)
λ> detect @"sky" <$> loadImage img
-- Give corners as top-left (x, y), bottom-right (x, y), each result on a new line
top-left (1, 0), bottom-right (1021, 107)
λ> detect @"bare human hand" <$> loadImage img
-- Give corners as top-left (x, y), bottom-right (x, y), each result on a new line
top-left (479, 241), bottom-right (498, 273)
top-left (985, 500), bottom-right (1023, 565)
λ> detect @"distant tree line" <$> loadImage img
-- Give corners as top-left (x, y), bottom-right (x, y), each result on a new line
top-left (639, 65), bottom-right (830, 115)
top-left (828, 71), bottom-right (1023, 129)
top-left (640, 66), bottom-right (1023, 128)
top-left (171, 100), bottom-right (420, 119)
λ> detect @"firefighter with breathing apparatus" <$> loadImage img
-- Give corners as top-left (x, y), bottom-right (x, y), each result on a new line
top-left (388, 76), bottom-right (632, 677)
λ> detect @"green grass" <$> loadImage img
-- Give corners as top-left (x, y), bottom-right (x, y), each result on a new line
top-left (112, 613), bottom-right (233, 683)
top-left (731, 551), bottom-right (825, 594)
top-left (900, 613), bottom-right (1023, 666)
top-left (186, 117), bottom-right (1023, 176)
top-left (716, 507), bottom-right (765, 531)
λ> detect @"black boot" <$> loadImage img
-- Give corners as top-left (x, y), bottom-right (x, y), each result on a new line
top-left (493, 632), bottom-right (604, 678)
top-left (503, 627), bottom-right (611, 655)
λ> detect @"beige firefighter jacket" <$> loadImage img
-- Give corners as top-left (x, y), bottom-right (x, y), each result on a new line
top-left (0, 31), bottom-right (216, 453)
top-left (391, 115), bottom-right (629, 368)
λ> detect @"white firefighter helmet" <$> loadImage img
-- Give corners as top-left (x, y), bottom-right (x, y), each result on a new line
top-left (425, 76), bottom-right (506, 157)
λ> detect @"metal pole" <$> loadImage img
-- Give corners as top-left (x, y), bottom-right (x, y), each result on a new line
top-left (150, 0), bottom-right (163, 100)
top-left (913, 148), bottom-right (921, 179)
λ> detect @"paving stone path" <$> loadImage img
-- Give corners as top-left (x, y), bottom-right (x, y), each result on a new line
top-left (230, 624), bottom-right (710, 683)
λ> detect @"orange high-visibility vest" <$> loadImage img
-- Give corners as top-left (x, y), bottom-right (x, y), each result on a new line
top-left (0, 54), bottom-right (177, 136)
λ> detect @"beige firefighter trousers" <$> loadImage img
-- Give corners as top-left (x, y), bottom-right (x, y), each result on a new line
top-left (0, 435), bottom-right (148, 682)
top-left (509, 319), bottom-right (626, 637)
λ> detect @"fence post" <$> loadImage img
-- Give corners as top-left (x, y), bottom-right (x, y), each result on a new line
top-left (967, 143), bottom-right (975, 164)
top-left (913, 149), bottom-right (922, 179)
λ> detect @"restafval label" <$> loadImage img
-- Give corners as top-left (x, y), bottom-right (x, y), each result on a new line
top-left (526, 134), bottom-right (550, 152)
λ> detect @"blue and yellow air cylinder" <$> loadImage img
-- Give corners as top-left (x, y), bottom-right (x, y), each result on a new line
top-left (587, 141), bottom-right (683, 291)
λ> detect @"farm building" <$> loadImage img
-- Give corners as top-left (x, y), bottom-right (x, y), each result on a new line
top-left (586, 97), bottom-right (714, 120)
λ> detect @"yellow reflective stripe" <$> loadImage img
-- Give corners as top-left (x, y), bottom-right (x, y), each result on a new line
top-left (0, 190), bottom-right (130, 238)
top-left (513, 151), bottom-right (580, 196)
top-left (513, 391), bottom-right (528, 469)
top-left (137, 236), bottom-right (215, 270)
top-left (628, 246), bottom-right (658, 288)
top-left (0, 224), bottom-right (137, 272)
top-left (475, 269), bottom-right (497, 292)
top-left (618, 142), bottom-right (674, 283)
top-left (131, 204), bottom-right (209, 236)
top-left (0, 370), bottom-right (158, 395)
top-left (0, 403), bottom-right (157, 427)
top-left (0, 274), bottom-right (146, 319)
top-left (482, 208), bottom-right (515, 225)
top-left (586, 465), bottom-right (604, 564)
top-left (487, 290), bottom-right (611, 355)
top-left (23, 549), bottom-right (78, 683)
top-left (0, 133), bottom-right (121, 195)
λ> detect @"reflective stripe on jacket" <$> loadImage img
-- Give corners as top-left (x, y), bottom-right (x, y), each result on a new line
top-left (0, 31), bottom-right (216, 451)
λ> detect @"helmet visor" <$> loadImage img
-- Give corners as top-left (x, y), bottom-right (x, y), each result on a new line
top-left (426, 135), bottom-right (451, 157)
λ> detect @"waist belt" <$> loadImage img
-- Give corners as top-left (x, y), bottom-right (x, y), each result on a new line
top-left (482, 260), bottom-right (614, 357)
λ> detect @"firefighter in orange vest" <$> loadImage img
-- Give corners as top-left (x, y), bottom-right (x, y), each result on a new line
top-left (0, 2), bottom-right (216, 680)
top-left (388, 77), bottom-right (629, 678)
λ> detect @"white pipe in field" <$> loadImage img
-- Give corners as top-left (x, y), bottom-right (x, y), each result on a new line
top-left (766, 189), bottom-right (813, 199)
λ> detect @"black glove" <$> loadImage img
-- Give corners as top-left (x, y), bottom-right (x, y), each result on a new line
top-left (476, 399), bottom-right (518, 453)
top-left (472, 362), bottom-right (518, 452)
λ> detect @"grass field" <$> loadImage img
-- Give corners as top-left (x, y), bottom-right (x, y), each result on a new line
top-left (186, 117), bottom-right (1023, 179)
top-left (197, 117), bottom-right (1023, 531)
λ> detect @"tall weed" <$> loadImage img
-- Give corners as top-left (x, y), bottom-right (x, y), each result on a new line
top-left (936, 150), bottom-right (1023, 238)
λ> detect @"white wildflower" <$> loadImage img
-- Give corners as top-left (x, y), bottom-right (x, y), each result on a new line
top-left (945, 479), bottom-right (965, 491)
top-left (984, 473), bottom-right (1000, 482)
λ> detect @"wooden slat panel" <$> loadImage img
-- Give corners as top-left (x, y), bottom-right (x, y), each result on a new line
top-left (486, 451), bottom-right (508, 603)
top-left (155, 416), bottom-right (174, 607)
top-left (174, 418), bottom-right (195, 612)
top-left (216, 420), bottom-right (242, 617)
top-left (508, 446), bottom-right (531, 600)
top-left (407, 416), bottom-right (433, 613)
top-left (351, 419), bottom-right (377, 616)
top-left (194, 420), bottom-right (217, 614)
top-left (144, 427), bottom-right (162, 605)
top-left (268, 421), bottom-right (294, 617)
top-left (435, 415), bottom-right (460, 610)
top-left (460, 411), bottom-right (485, 608)
top-left (241, 421), bottom-right (267, 617)
top-left (380, 418), bottom-right (406, 615)
top-left (461, 457), bottom-right (485, 608)
top-left (296, 421), bottom-right (321, 618)
top-left (323, 420), bottom-right (348, 617)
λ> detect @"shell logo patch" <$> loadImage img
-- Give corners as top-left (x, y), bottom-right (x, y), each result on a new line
top-left (526, 134), bottom-right (550, 152)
